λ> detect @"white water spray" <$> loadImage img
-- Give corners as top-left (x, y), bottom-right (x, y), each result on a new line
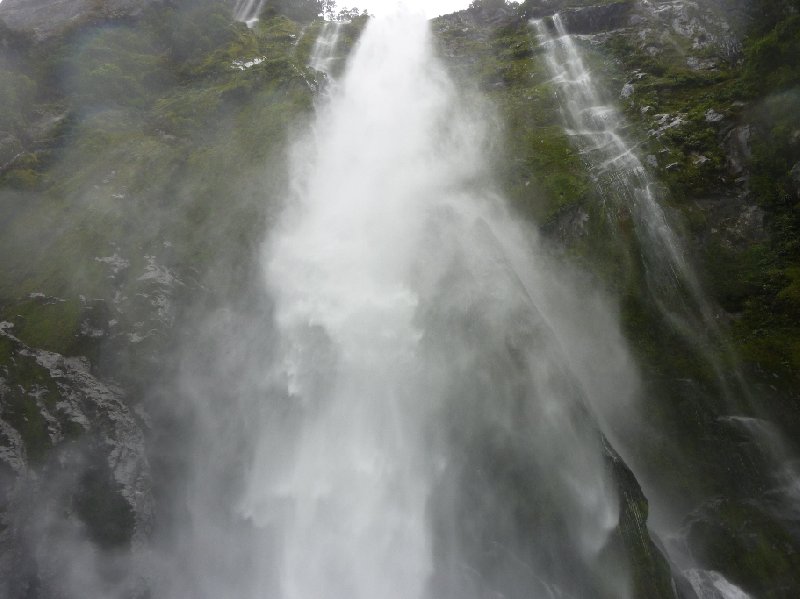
top-left (531, 13), bottom-right (800, 591)
top-left (309, 21), bottom-right (343, 76)
top-left (240, 12), bottom-right (638, 599)
top-left (532, 15), bottom-right (752, 411)
top-left (233, 0), bottom-right (267, 26)
top-left (532, 15), bottom-right (700, 309)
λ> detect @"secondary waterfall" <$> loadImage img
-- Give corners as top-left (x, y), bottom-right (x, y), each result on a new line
top-left (238, 12), bottom-right (644, 599)
top-left (233, 0), bottom-right (267, 26)
top-left (532, 15), bottom-right (745, 406)
top-left (531, 15), bottom-right (764, 599)
top-left (309, 21), bottom-right (343, 76)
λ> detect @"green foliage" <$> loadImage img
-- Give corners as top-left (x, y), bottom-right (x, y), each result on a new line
top-left (145, 1), bottom-right (240, 69)
top-left (743, 15), bottom-right (800, 95)
top-left (0, 63), bottom-right (37, 134)
top-left (0, 343), bottom-right (59, 463)
top-left (470, 0), bottom-right (511, 10)
top-left (514, 127), bottom-right (590, 220)
top-left (63, 25), bottom-right (172, 110)
top-left (4, 298), bottom-right (82, 355)
top-left (688, 499), bottom-right (800, 598)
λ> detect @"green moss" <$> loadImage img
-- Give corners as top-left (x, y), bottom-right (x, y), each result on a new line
top-left (1, 390), bottom-right (51, 463)
top-left (688, 499), bottom-right (800, 598)
top-left (0, 345), bottom-right (60, 463)
top-left (4, 298), bottom-right (81, 355)
top-left (743, 14), bottom-right (800, 95)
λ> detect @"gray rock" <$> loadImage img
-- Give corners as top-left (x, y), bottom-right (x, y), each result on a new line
top-left (0, 322), bottom-right (153, 595)
top-left (28, 110), bottom-right (69, 145)
top-left (521, 0), bottom-right (634, 33)
top-left (547, 205), bottom-right (590, 244)
top-left (686, 56), bottom-right (717, 70)
top-left (725, 124), bottom-right (752, 177)
top-left (621, 82), bottom-right (635, 99)
top-left (561, 1), bottom-right (634, 34)
top-left (705, 108), bottom-right (725, 123)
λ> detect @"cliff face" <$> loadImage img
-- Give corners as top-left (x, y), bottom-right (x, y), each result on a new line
top-left (434, 2), bottom-right (800, 596)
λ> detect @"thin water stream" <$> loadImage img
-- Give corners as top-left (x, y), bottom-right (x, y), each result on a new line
top-left (530, 14), bottom-right (789, 598)
top-left (531, 15), bottom-right (746, 409)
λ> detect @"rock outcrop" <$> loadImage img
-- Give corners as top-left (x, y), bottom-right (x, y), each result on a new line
top-left (0, 321), bottom-right (152, 597)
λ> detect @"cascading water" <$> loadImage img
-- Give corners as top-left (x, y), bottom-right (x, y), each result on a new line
top-left (309, 21), bottom-right (343, 77)
top-left (532, 15), bottom-right (690, 293)
top-left (532, 15), bottom-right (746, 408)
top-left (233, 0), bottom-right (267, 26)
top-left (235, 11), bottom-right (649, 599)
top-left (530, 15), bottom-right (778, 599)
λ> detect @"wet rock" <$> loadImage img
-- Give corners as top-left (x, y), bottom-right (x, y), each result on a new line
top-left (0, 323), bottom-right (152, 527)
top-left (546, 204), bottom-right (590, 244)
top-left (621, 82), bottom-right (635, 98)
top-left (705, 109), bottom-right (725, 123)
top-left (0, 322), bottom-right (152, 596)
top-left (649, 113), bottom-right (686, 137)
top-left (693, 191), bottom-right (766, 252)
top-left (685, 497), bottom-right (800, 598)
top-left (686, 56), bottom-right (717, 70)
top-left (725, 125), bottom-right (752, 177)
top-left (561, 1), bottom-right (635, 34)
top-left (684, 569), bottom-right (751, 599)
top-left (604, 441), bottom-right (679, 599)
top-left (631, 0), bottom-right (746, 63)
top-left (521, 0), bottom-right (634, 33)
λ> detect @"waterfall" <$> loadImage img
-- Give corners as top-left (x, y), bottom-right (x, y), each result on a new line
top-left (236, 11), bottom-right (642, 599)
top-left (531, 14), bottom-right (793, 598)
top-left (532, 15), bottom-right (690, 292)
top-left (233, 0), bottom-right (267, 26)
top-left (531, 14), bottom-right (752, 409)
top-left (309, 21), bottom-right (343, 77)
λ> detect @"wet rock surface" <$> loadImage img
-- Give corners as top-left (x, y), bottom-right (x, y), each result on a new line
top-left (0, 321), bottom-right (152, 597)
